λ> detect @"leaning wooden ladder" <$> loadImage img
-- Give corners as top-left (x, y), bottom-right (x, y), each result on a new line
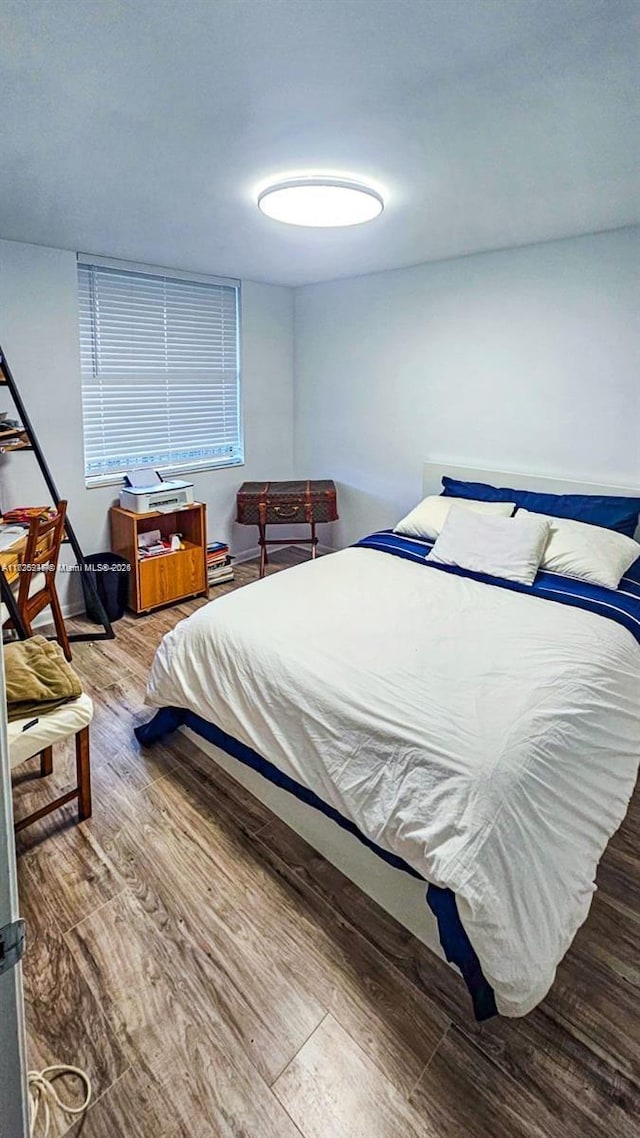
top-left (0, 344), bottom-right (115, 643)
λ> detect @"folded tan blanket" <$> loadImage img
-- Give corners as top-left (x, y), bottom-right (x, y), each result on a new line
top-left (4, 636), bottom-right (83, 721)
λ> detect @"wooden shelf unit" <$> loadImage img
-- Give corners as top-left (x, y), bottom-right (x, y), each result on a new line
top-left (110, 502), bottom-right (208, 614)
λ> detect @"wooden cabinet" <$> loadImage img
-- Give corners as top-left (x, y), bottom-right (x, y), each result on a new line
top-left (110, 502), bottom-right (208, 614)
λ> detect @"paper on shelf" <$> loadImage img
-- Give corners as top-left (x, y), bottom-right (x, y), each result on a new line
top-left (125, 469), bottom-right (163, 489)
top-left (137, 529), bottom-right (162, 549)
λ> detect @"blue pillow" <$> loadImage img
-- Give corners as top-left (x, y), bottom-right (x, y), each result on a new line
top-left (441, 476), bottom-right (640, 537)
top-left (623, 556), bottom-right (640, 585)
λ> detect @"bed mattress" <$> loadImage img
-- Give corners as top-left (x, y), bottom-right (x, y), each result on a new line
top-left (144, 540), bottom-right (640, 1016)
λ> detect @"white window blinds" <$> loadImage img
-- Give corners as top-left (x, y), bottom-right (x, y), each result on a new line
top-left (78, 258), bottom-right (242, 485)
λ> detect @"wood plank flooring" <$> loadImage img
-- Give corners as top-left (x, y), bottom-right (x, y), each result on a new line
top-left (11, 549), bottom-right (640, 1137)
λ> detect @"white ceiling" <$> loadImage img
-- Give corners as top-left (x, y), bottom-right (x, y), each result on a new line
top-left (1, 0), bottom-right (638, 286)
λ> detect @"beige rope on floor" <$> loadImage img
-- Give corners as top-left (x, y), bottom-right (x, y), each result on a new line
top-left (28, 1065), bottom-right (92, 1137)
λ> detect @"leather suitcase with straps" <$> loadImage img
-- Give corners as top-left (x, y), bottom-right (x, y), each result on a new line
top-left (236, 479), bottom-right (338, 576)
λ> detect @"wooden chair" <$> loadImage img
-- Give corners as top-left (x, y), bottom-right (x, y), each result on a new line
top-left (8, 692), bottom-right (93, 833)
top-left (8, 501), bottom-right (71, 661)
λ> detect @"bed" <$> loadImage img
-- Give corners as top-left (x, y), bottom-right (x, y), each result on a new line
top-left (136, 463), bottom-right (640, 1019)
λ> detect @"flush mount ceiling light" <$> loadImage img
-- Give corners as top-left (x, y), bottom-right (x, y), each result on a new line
top-left (257, 177), bottom-right (384, 227)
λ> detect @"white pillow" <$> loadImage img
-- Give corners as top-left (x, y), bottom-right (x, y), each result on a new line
top-left (518, 509), bottom-right (640, 589)
top-left (427, 509), bottom-right (551, 585)
top-left (394, 495), bottom-right (516, 540)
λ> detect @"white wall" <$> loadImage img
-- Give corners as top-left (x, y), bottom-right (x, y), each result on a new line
top-left (0, 238), bottom-right (294, 612)
top-left (2, 226), bottom-right (638, 602)
top-left (294, 226), bottom-right (640, 547)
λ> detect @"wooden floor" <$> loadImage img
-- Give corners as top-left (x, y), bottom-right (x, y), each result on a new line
top-left (12, 549), bottom-right (640, 1138)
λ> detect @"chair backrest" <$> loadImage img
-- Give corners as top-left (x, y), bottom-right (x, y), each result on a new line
top-left (17, 502), bottom-right (67, 609)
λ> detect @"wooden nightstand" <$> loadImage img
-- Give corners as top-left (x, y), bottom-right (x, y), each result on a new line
top-left (110, 502), bottom-right (208, 614)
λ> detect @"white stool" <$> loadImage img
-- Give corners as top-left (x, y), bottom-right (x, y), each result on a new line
top-left (9, 692), bottom-right (94, 833)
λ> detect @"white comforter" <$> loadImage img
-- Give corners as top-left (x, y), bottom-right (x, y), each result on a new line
top-left (145, 547), bottom-right (640, 1015)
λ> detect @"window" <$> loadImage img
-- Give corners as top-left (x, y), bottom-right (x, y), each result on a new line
top-left (78, 257), bottom-right (242, 486)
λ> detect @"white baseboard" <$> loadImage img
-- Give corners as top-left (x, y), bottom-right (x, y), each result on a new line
top-left (30, 600), bottom-right (86, 632)
top-left (234, 542), bottom-right (337, 563)
top-left (63, 600), bottom-right (86, 621)
top-left (233, 543), bottom-right (272, 563)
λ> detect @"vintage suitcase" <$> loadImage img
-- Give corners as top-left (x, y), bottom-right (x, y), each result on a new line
top-left (236, 480), bottom-right (338, 577)
top-left (236, 480), bottom-right (338, 526)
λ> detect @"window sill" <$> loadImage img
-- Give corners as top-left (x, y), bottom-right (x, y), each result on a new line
top-left (85, 456), bottom-right (245, 490)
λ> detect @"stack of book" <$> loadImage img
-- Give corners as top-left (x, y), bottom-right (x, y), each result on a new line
top-left (0, 415), bottom-right (29, 452)
top-left (137, 529), bottom-right (173, 559)
top-left (207, 540), bottom-right (234, 586)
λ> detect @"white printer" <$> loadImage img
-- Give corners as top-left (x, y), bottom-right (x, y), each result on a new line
top-left (120, 470), bottom-right (195, 513)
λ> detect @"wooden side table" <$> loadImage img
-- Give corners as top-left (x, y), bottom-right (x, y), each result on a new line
top-left (110, 502), bottom-right (208, 613)
top-left (236, 480), bottom-right (338, 577)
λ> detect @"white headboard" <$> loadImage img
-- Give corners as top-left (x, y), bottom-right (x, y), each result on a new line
top-left (423, 462), bottom-right (640, 500)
